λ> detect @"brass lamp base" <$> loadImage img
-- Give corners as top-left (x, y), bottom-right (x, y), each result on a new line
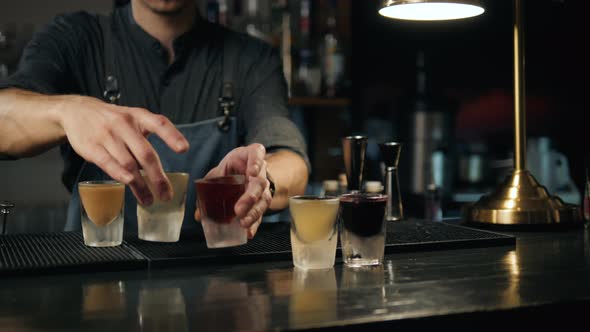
top-left (463, 170), bottom-right (582, 227)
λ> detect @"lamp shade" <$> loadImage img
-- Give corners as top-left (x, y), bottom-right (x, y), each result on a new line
top-left (379, 0), bottom-right (485, 21)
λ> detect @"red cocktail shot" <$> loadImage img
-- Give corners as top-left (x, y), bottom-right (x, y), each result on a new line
top-left (195, 175), bottom-right (248, 248)
top-left (196, 175), bottom-right (246, 224)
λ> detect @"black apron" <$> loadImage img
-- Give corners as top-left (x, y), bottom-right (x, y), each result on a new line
top-left (65, 15), bottom-right (239, 232)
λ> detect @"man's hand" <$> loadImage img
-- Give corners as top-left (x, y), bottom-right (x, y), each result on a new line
top-left (195, 143), bottom-right (272, 239)
top-left (58, 96), bottom-right (189, 205)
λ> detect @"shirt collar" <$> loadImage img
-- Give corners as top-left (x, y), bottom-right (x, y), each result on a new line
top-left (122, 4), bottom-right (208, 59)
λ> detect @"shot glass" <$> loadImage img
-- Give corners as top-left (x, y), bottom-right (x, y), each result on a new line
top-left (289, 196), bottom-right (340, 270)
top-left (339, 193), bottom-right (388, 267)
top-left (78, 181), bottom-right (125, 247)
top-left (137, 172), bottom-right (189, 242)
top-left (195, 175), bottom-right (247, 248)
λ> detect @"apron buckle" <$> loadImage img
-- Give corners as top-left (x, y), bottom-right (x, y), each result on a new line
top-left (217, 96), bottom-right (234, 132)
top-left (103, 75), bottom-right (121, 104)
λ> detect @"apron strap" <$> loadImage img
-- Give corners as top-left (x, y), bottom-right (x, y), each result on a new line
top-left (98, 15), bottom-right (121, 105)
top-left (218, 33), bottom-right (236, 131)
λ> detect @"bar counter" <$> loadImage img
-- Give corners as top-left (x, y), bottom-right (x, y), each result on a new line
top-left (1, 222), bottom-right (590, 331)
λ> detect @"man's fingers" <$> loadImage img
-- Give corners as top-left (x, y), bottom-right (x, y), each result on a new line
top-left (239, 183), bottom-right (272, 227)
top-left (194, 206), bottom-right (201, 222)
top-left (241, 201), bottom-right (265, 228)
top-left (204, 165), bottom-right (224, 179)
top-left (103, 135), bottom-right (138, 174)
top-left (128, 184), bottom-right (152, 206)
top-left (235, 176), bottom-right (266, 217)
top-left (136, 110), bottom-right (189, 153)
top-left (117, 121), bottom-right (172, 202)
top-left (103, 136), bottom-right (153, 205)
top-left (87, 146), bottom-right (133, 184)
top-left (247, 218), bottom-right (262, 239)
top-left (220, 146), bottom-right (248, 175)
top-left (218, 144), bottom-right (266, 177)
top-left (246, 144), bottom-right (265, 177)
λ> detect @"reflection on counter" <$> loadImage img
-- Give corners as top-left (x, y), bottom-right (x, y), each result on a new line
top-left (501, 250), bottom-right (521, 307)
top-left (340, 264), bottom-right (387, 309)
top-left (266, 269), bottom-right (294, 297)
top-left (0, 277), bottom-right (132, 331)
top-left (289, 268), bottom-right (338, 328)
top-left (341, 264), bottom-right (386, 289)
top-left (138, 287), bottom-right (187, 332)
top-left (83, 281), bottom-right (126, 320)
top-left (194, 277), bottom-right (270, 331)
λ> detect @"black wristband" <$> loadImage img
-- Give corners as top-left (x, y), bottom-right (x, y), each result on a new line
top-left (266, 171), bottom-right (276, 198)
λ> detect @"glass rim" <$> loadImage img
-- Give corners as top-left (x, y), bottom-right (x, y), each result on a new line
top-left (379, 141), bottom-right (402, 147)
top-left (195, 174), bottom-right (246, 184)
top-left (140, 170), bottom-right (189, 177)
top-left (343, 135), bottom-right (367, 140)
top-left (290, 195), bottom-right (340, 201)
top-left (340, 193), bottom-right (388, 202)
top-left (163, 171), bottom-right (189, 176)
top-left (78, 180), bottom-right (123, 186)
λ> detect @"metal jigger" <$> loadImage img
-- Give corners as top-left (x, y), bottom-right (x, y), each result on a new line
top-left (342, 136), bottom-right (367, 193)
top-left (379, 142), bottom-right (403, 221)
top-left (1, 201), bottom-right (15, 235)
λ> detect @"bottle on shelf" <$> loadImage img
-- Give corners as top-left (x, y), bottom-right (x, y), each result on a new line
top-left (270, 0), bottom-right (289, 46)
top-left (298, 0), bottom-right (311, 45)
top-left (319, 0), bottom-right (345, 97)
top-left (0, 28), bottom-right (13, 78)
top-left (233, 0), bottom-right (243, 17)
top-left (218, 0), bottom-right (228, 26)
top-left (399, 50), bottom-right (454, 200)
top-left (424, 184), bottom-right (443, 222)
top-left (292, 0), bottom-right (321, 97)
top-left (321, 180), bottom-right (340, 197)
top-left (206, 0), bottom-right (220, 24)
top-left (272, 0), bottom-right (292, 96)
top-left (364, 181), bottom-right (384, 194)
top-left (584, 157), bottom-right (590, 223)
top-left (244, 0), bottom-right (273, 43)
top-left (294, 49), bottom-right (322, 97)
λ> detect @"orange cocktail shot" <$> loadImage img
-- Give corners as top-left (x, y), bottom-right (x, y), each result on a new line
top-left (78, 181), bottom-right (125, 247)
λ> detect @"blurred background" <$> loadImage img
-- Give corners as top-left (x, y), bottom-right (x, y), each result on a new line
top-left (1, 0), bottom-right (588, 231)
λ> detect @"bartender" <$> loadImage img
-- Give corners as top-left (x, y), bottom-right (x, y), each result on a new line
top-left (0, 0), bottom-right (309, 238)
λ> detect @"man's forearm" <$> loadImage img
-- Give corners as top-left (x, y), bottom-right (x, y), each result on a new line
top-left (265, 150), bottom-right (309, 211)
top-left (0, 88), bottom-right (67, 157)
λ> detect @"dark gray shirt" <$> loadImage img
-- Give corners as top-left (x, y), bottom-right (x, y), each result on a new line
top-left (0, 5), bottom-right (308, 191)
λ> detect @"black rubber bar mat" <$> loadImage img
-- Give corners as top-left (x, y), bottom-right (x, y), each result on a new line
top-left (126, 220), bottom-right (515, 268)
top-left (124, 223), bottom-right (293, 268)
top-left (0, 221), bottom-right (515, 274)
top-left (384, 220), bottom-right (515, 252)
top-left (0, 232), bottom-right (147, 276)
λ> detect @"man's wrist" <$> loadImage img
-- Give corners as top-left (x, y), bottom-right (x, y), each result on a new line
top-left (49, 94), bottom-right (77, 137)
